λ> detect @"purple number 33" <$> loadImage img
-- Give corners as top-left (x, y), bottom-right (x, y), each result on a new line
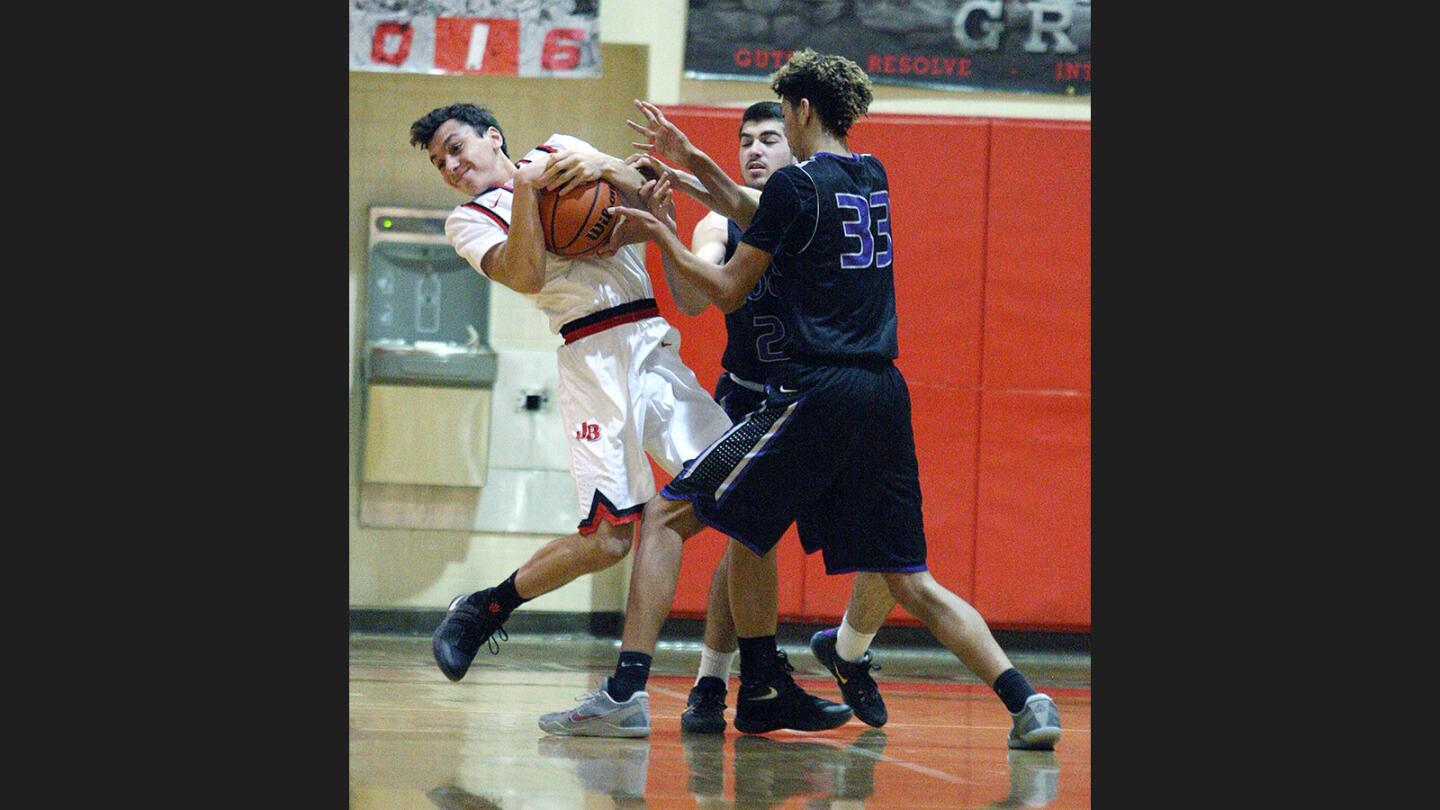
top-left (835, 191), bottom-right (892, 270)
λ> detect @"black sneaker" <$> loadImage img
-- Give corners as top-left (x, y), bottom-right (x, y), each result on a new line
top-left (432, 589), bottom-right (509, 681)
top-left (809, 629), bottom-right (888, 727)
top-left (734, 650), bottom-right (853, 734)
top-left (680, 675), bottom-right (728, 734)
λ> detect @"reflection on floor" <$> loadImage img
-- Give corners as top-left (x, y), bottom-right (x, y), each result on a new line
top-left (350, 633), bottom-right (1090, 809)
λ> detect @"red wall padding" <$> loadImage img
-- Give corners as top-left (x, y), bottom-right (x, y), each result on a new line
top-left (973, 391), bottom-right (1091, 629)
top-left (982, 121), bottom-right (1091, 392)
top-left (976, 120), bottom-right (1091, 629)
top-left (648, 107), bottom-right (1090, 631)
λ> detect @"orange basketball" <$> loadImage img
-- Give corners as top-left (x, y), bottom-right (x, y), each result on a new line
top-left (537, 179), bottom-right (619, 257)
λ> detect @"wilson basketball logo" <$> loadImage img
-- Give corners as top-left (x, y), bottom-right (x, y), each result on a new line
top-left (575, 422), bottom-right (601, 442)
top-left (583, 200), bottom-right (614, 241)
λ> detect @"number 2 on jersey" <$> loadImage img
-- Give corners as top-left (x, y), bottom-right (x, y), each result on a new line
top-left (753, 314), bottom-right (789, 362)
top-left (835, 191), bottom-right (892, 270)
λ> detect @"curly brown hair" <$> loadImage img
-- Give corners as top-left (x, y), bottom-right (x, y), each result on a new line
top-left (769, 49), bottom-right (873, 138)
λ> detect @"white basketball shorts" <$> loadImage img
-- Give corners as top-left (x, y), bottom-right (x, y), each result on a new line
top-left (556, 311), bottom-right (732, 534)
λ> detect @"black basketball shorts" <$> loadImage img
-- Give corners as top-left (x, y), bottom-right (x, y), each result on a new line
top-left (666, 362), bottom-right (928, 574)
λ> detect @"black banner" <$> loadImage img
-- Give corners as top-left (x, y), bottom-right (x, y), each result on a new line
top-left (683, 0), bottom-right (1090, 96)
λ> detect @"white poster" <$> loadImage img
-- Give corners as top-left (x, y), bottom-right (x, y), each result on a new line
top-left (350, 1), bottom-right (602, 78)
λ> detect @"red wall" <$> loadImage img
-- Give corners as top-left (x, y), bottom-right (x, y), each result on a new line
top-left (650, 107), bottom-right (1090, 632)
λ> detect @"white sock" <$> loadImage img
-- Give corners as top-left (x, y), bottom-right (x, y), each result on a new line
top-left (835, 612), bottom-right (876, 662)
top-left (695, 644), bottom-right (736, 685)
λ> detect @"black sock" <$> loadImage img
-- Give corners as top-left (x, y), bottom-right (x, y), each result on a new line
top-left (469, 571), bottom-right (525, 617)
top-left (737, 635), bottom-right (779, 687)
top-left (608, 651), bottom-right (652, 701)
top-left (993, 668), bottom-right (1038, 714)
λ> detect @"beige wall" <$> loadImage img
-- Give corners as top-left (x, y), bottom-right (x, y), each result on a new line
top-left (349, 3), bottom-right (1090, 613)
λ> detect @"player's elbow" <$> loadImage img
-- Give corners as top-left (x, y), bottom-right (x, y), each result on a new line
top-left (715, 288), bottom-right (746, 314)
top-left (679, 298), bottom-right (708, 317)
top-left (505, 257), bottom-right (548, 294)
top-left (497, 266), bottom-right (544, 295)
top-left (511, 276), bottom-right (544, 295)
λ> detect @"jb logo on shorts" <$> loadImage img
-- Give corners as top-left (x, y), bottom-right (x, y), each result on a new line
top-left (575, 422), bottom-right (601, 442)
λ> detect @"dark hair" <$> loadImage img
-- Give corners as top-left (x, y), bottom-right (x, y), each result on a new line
top-left (769, 49), bottom-right (872, 137)
top-left (739, 100), bottom-right (783, 135)
top-left (409, 103), bottom-right (509, 157)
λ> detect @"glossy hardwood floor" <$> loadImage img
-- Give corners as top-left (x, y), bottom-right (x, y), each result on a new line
top-left (350, 634), bottom-right (1091, 808)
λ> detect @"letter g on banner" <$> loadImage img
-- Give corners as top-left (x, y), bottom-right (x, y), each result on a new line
top-left (953, 0), bottom-right (1003, 52)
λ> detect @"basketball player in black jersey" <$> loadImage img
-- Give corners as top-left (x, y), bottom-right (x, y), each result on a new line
top-left (543, 51), bottom-right (1060, 749)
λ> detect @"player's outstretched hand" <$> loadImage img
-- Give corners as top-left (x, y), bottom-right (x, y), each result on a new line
top-left (637, 176), bottom-right (677, 232)
top-left (626, 100), bottom-right (694, 165)
top-left (538, 149), bottom-right (607, 195)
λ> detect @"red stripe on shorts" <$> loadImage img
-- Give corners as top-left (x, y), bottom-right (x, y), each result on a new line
top-left (562, 307), bottom-right (659, 344)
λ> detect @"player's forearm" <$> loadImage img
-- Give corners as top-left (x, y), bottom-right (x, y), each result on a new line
top-left (654, 227), bottom-right (749, 314)
top-left (666, 167), bottom-right (747, 228)
top-left (680, 146), bottom-right (758, 226)
top-left (659, 244), bottom-right (710, 316)
top-left (596, 154), bottom-right (648, 206)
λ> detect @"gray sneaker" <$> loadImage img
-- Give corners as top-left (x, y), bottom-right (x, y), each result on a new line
top-left (1007, 693), bottom-right (1061, 750)
top-left (538, 678), bottom-right (651, 738)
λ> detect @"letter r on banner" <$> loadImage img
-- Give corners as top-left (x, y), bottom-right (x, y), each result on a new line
top-left (434, 17), bottom-right (519, 74)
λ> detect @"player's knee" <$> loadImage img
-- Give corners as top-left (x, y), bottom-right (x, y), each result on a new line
top-left (588, 523), bottom-right (633, 566)
top-left (884, 572), bottom-right (930, 613)
top-left (644, 494), bottom-right (703, 538)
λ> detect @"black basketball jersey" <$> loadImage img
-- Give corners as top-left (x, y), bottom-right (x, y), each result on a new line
top-left (723, 218), bottom-right (743, 263)
top-left (720, 219), bottom-right (790, 382)
top-left (739, 152), bottom-right (898, 364)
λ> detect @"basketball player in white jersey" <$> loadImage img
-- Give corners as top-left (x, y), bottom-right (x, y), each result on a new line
top-left (408, 104), bottom-right (748, 717)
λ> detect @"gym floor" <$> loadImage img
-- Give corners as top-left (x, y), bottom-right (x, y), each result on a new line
top-left (349, 631), bottom-right (1091, 808)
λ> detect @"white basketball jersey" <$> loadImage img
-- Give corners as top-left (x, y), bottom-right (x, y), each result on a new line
top-left (445, 133), bottom-right (653, 333)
